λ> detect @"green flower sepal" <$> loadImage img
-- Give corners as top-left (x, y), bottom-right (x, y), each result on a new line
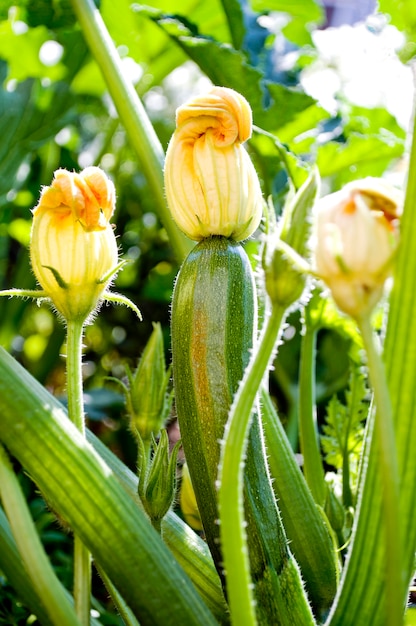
top-left (113, 323), bottom-right (172, 445)
top-left (262, 168), bottom-right (319, 309)
top-left (137, 429), bottom-right (180, 533)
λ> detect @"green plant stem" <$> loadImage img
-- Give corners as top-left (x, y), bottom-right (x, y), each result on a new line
top-left (298, 326), bottom-right (326, 506)
top-left (0, 444), bottom-right (82, 626)
top-left (327, 100), bottom-right (416, 626)
top-left (66, 320), bottom-right (91, 626)
top-left (69, 0), bottom-right (192, 263)
top-left (260, 388), bottom-right (338, 617)
top-left (87, 432), bottom-right (228, 623)
top-left (0, 347), bottom-right (219, 625)
top-left (356, 315), bottom-right (402, 626)
top-left (0, 506), bottom-right (55, 626)
top-left (218, 305), bottom-right (315, 626)
top-left (95, 562), bottom-right (140, 626)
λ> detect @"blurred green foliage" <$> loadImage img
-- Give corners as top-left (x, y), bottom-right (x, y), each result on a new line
top-left (0, 0), bottom-right (405, 464)
top-left (0, 0), bottom-right (408, 620)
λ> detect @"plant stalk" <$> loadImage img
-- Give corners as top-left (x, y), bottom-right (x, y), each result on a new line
top-left (327, 100), bottom-right (416, 626)
top-left (0, 346), bottom-right (219, 625)
top-left (0, 444), bottom-right (81, 626)
top-left (298, 326), bottom-right (326, 506)
top-left (357, 315), bottom-right (402, 626)
top-left (66, 320), bottom-right (91, 626)
top-left (69, 0), bottom-right (191, 263)
top-left (218, 304), bottom-right (315, 625)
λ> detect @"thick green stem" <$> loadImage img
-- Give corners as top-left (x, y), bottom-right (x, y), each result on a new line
top-left (69, 0), bottom-right (191, 263)
top-left (0, 444), bottom-right (81, 626)
top-left (357, 316), bottom-right (402, 626)
top-left (95, 562), bottom-right (140, 626)
top-left (0, 506), bottom-right (55, 626)
top-left (298, 327), bottom-right (326, 506)
top-left (0, 347), bottom-right (219, 625)
top-left (327, 107), bottom-right (416, 626)
top-left (86, 433), bottom-right (228, 622)
top-left (66, 320), bottom-right (91, 625)
top-left (218, 305), bottom-right (315, 626)
top-left (260, 388), bottom-right (339, 617)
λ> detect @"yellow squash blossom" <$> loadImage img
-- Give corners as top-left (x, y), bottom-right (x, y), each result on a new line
top-left (314, 177), bottom-right (401, 319)
top-left (164, 86), bottom-right (263, 241)
top-left (30, 167), bottom-right (119, 322)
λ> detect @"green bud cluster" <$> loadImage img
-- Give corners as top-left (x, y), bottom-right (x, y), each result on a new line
top-left (137, 430), bottom-right (180, 532)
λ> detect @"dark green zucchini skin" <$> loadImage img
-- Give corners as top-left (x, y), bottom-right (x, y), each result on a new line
top-left (171, 236), bottom-right (297, 622)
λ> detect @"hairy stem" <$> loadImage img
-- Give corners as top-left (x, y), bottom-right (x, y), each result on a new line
top-left (66, 320), bottom-right (91, 625)
top-left (218, 305), bottom-right (315, 625)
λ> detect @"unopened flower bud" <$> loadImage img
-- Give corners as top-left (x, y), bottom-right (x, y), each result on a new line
top-left (137, 429), bottom-right (180, 530)
top-left (30, 167), bottom-right (119, 322)
top-left (314, 177), bottom-right (401, 319)
top-left (164, 86), bottom-right (263, 241)
top-left (126, 323), bottom-right (170, 443)
top-left (264, 169), bottom-right (319, 308)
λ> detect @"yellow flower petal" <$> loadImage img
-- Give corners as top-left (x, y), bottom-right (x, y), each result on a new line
top-left (165, 86), bottom-right (262, 241)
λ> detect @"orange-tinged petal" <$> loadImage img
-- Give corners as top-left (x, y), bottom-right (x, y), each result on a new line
top-left (30, 167), bottom-right (119, 322)
top-left (314, 177), bottom-right (402, 318)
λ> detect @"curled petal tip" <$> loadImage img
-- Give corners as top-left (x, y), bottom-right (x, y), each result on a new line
top-left (165, 86), bottom-right (262, 241)
top-left (175, 86), bottom-right (252, 147)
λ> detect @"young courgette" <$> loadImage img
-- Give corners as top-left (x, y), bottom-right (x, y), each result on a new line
top-left (171, 235), bottom-right (314, 624)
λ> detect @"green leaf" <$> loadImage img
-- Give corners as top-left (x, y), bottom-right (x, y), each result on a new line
top-left (0, 74), bottom-right (75, 201)
top-left (137, 8), bottom-right (318, 135)
top-left (321, 362), bottom-right (368, 501)
top-left (316, 132), bottom-right (405, 182)
top-left (0, 20), bottom-right (65, 82)
top-left (220, 0), bottom-right (246, 49)
top-left (378, 0), bottom-right (416, 54)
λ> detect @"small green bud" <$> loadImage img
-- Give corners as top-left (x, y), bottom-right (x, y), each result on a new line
top-left (263, 168), bottom-right (319, 308)
top-left (137, 430), bottom-right (180, 530)
top-left (264, 241), bottom-right (309, 308)
top-left (125, 323), bottom-right (171, 443)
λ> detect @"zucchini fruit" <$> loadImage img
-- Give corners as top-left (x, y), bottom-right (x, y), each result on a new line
top-left (172, 236), bottom-right (255, 570)
top-left (171, 236), bottom-right (313, 623)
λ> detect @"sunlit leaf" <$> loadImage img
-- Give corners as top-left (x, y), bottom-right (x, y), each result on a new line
top-left (316, 132), bottom-right (405, 181)
top-left (0, 21), bottom-right (65, 82)
top-left (377, 0), bottom-right (416, 61)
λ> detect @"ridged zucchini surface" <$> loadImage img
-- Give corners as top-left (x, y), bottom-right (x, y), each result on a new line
top-left (172, 236), bottom-right (255, 566)
top-left (171, 236), bottom-right (303, 623)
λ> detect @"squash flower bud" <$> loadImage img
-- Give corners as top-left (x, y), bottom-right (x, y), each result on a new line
top-left (125, 323), bottom-right (171, 444)
top-left (30, 167), bottom-right (119, 323)
top-left (313, 177), bottom-right (401, 319)
top-left (164, 86), bottom-right (263, 241)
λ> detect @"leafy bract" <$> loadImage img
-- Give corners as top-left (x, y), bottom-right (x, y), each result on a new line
top-left (321, 362), bottom-right (369, 505)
